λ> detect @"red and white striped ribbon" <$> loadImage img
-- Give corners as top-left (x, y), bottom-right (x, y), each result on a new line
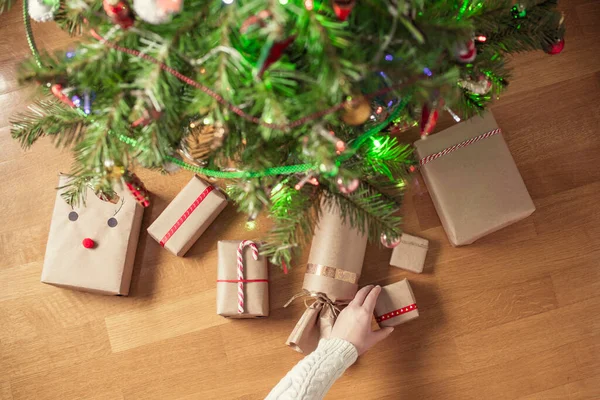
top-left (419, 128), bottom-right (502, 166)
top-left (237, 240), bottom-right (259, 314)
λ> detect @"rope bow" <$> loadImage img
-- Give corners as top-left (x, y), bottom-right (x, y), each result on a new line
top-left (284, 290), bottom-right (347, 317)
top-left (237, 240), bottom-right (259, 314)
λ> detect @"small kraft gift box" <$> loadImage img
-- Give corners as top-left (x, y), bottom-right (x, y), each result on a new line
top-left (414, 111), bottom-right (535, 246)
top-left (41, 174), bottom-right (144, 295)
top-left (374, 279), bottom-right (419, 328)
top-left (147, 175), bottom-right (227, 256)
top-left (390, 233), bottom-right (429, 273)
top-left (217, 240), bottom-right (269, 318)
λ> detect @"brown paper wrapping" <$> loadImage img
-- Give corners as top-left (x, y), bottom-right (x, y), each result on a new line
top-left (216, 240), bottom-right (269, 318)
top-left (147, 175), bottom-right (227, 256)
top-left (374, 279), bottom-right (419, 328)
top-left (285, 293), bottom-right (338, 354)
top-left (414, 112), bottom-right (535, 246)
top-left (41, 174), bottom-right (144, 295)
top-left (390, 233), bottom-right (429, 273)
top-left (302, 200), bottom-right (368, 302)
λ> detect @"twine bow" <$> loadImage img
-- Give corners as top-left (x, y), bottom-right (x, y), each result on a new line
top-left (237, 240), bottom-right (259, 314)
top-left (284, 290), bottom-right (346, 316)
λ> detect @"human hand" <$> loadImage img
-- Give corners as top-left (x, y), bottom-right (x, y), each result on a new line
top-left (330, 285), bottom-right (394, 355)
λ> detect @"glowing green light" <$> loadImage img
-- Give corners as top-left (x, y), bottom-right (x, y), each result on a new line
top-left (397, 179), bottom-right (406, 188)
top-left (203, 117), bottom-right (212, 125)
top-left (279, 0), bottom-right (289, 4)
top-left (245, 220), bottom-right (257, 230)
top-left (264, 116), bottom-right (273, 124)
top-left (373, 139), bottom-right (382, 148)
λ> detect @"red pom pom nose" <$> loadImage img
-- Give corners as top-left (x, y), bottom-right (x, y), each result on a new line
top-left (82, 238), bottom-right (96, 249)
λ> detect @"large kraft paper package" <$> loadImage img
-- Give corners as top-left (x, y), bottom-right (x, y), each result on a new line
top-left (147, 175), bottom-right (227, 256)
top-left (302, 199), bottom-right (368, 302)
top-left (41, 174), bottom-right (144, 295)
top-left (217, 240), bottom-right (269, 318)
top-left (414, 112), bottom-right (535, 246)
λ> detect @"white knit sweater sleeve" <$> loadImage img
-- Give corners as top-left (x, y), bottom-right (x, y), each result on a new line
top-left (265, 338), bottom-right (358, 400)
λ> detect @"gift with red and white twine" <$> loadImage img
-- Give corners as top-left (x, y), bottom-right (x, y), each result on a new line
top-left (217, 240), bottom-right (269, 318)
top-left (413, 111), bottom-right (535, 247)
top-left (374, 279), bottom-right (419, 328)
top-left (147, 175), bottom-right (227, 256)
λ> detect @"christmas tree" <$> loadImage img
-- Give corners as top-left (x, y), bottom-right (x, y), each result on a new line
top-left (7, 0), bottom-right (564, 268)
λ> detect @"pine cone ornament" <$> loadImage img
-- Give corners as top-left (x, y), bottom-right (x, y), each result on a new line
top-left (179, 123), bottom-right (226, 164)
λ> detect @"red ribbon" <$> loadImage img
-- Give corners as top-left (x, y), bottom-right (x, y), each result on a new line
top-left (216, 279), bottom-right (269, 283)
top-left (375, 303), bottom-right (418, 323)
top-left (159, 185), bottom-right (214, 246)
top-left (419, 128), bottom-right (501, 166)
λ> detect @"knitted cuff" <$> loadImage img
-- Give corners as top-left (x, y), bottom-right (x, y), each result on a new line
top-left (317, 338), bottom-right (358, 369)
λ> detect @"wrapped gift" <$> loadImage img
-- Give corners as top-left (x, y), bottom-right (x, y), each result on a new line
top-left (374, 279), bottom-right (419, 328)
top-left (414, 112), bottom-right (535, 246)
top-left (302, 199), bottom-right (368, 302)
top-left (41, 174), bottom-right (144, 295)
top-left (216, 240), bottom-right (269, 318)
top-left (147, 175), bottom-right (227, 256)
top-left (390, 233), bottom-right (429, 273)
top-left (286, 199), bottom-right (367, 354)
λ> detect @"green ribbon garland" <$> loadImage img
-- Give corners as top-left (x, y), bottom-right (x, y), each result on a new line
top-left (23, 0), bottom-right (43, 68)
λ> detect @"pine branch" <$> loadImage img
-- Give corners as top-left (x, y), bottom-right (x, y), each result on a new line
top-left (0, 0), bottom-right (12, 14)
top-left (10, 98), bottom-right (88, 148)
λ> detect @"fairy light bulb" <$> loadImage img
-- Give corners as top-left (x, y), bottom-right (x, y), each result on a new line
top-left (223, 0), bottom-right (233, 4)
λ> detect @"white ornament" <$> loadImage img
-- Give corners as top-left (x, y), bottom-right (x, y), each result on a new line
top-left (458, 76), bottom-right (492, 95)
top-left (133, 0), bottom-right (170, 24)
top-left (28, 0), bottom-right (58, 22)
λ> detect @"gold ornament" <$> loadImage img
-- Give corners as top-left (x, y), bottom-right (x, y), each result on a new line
top-left (103, 159), bottom-right (125, 179)
top-left (179, 122), bottom-right (226, 164)
top-left (342, 96), bottom-right (371, 125)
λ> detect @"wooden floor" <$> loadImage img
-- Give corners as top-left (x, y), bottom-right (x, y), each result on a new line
top-left (1, 2), bottom-right (600, 399)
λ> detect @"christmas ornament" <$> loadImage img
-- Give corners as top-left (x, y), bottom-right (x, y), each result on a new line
top-left (459, 75), bottom-right (492, 95)
top-left (51, 84), bottom-right (75, 107)
top-left (257, 36), bottom-right (296, 77)
top-left (28, 0), bottom-right (59, 22)
top-left (104, 159), bottom-right (125, 179)
top-left (454, 39), bottom-right (476, 63)
top-left (381, 233), bottom-right (401, 248)
top-left (133, 0), bottom-right (181, 24)
top-left (124, 173), bottom-right (150, 207)
top-left (336, 177), bottom-right (360, 194)
top-left (420, 103), bottom-right (439, 137)
top-left (179, 123), bottom-right (226, 164)
top-left (511, 4), bottom-right (527, 19)
top-left (131, 108), bottom-right (162, 127)
top-left (103, 0), bottom-right (134, 29)
top-left (342, 96), bottom-right (371, 125)
top-left (332, 0), bottom-right (355, 21)
top-left (544, 38), bottom-right (565, 55)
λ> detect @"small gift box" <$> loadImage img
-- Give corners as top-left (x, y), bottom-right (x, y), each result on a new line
top-left (147, 175), bottom-right (227, 256)
top-left (414, 111), bottom-right (535, 246)
top-left (41, 174), bottom-right (144, 295)
top-left (302, 199), bottom-right (368, 302)
top-left (374, 279), bottom-right (419, 328)
top-left (216, 240), bottom-right (269, 318)
top-left (390, 233), bottom-right (429, 273)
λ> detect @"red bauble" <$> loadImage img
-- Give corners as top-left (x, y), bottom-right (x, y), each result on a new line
top-left (332, 0), bottom-right (355, 21)
top-left (103, 0), bottom-right (134, 29)
top-left (420, 103), bottom-right (439, 137)
top-left (546, 38), bottom-right (565, 55)
top-left (258, 36), bottom-right (296, 77)
top-left (50, 84), bottom-right (75, 107)
top-left (82, 238), bottom-right (96, 249)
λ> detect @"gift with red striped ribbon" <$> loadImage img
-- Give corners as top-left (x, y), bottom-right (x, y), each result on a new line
top-left (374, 279), bottom-right (419, 328)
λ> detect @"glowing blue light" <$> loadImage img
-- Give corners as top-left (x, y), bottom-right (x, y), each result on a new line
top-left (385, 54), bottom-right (393, 61)
top-left (423, 67), bottom-right (433, 77)
top-left (66, 51), bottom-right (75, 59)
top-left (71, 95), bottom-right (81, 107)
top-left (387, 100), bottom-right (394, 107)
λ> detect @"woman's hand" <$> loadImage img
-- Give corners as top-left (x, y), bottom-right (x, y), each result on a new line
top-left (330, 285), bottom-right (394, 355)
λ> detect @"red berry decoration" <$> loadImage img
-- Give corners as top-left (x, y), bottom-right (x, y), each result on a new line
top-left (546, 38), bottom-right (565, 55)
top-left (103, 0), bottom-right (134, 29)
top-left (125, 172), bottom-right (150, 207)
top-left (82, 238), bottom-right (96, 249)
top-left (332, 0), bottom-right (355, 21)
top-left (51, 84), bottom-right (75, 107)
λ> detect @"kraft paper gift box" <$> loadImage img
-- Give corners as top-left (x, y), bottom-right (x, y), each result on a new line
top-left (41, 174), bottom-right (144, 295)
top-left (374, 279), bottom-right (419, 328)
top-left (302, 199), bottom-right (368, 302)
top-left (390, 233), bottom-right (429, 273)
top-left (147, 175), bottom-right (227, 256)
top-left (413, 111), bottom-right (535, 246)
top-left (286, 200), bottom-right (367, 354)
top-left (216, 240), bottom-right (269, 318)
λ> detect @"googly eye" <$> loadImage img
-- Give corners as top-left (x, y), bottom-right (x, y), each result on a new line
top-left (68, 211), bottom-right (79, 221)
top-left (107, 217), bottom-right (118, 228)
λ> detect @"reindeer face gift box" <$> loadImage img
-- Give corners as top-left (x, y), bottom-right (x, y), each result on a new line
top-left (40, 174), bottom-right (144, 295)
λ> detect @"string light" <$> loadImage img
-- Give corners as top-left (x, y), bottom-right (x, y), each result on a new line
top-left (385, 54), bottom-right (393, 61)
top-left (373, 139), bottom-right (382, 148)
top-left (423, 67), bottom-right (433, 77)
top-left (279, 0), bottom-right (288, 4)
top-left (304, 0), bottom-right (313, 10)
top-left (475, 35), bottom-right (487, 42)
top-left (223, 0), bottom-right (234, 4)
top-left (245, 220), bottom-right (257, 230)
